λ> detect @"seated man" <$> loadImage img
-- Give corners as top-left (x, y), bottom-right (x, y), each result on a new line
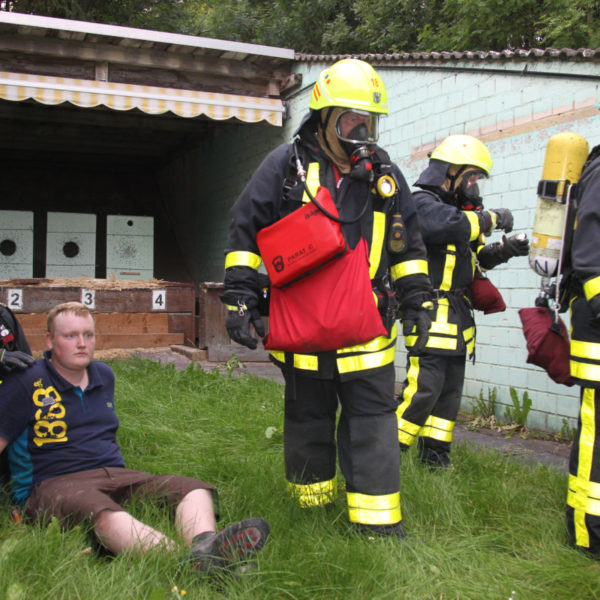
top-left (0, 301), bottom-right (269, 573)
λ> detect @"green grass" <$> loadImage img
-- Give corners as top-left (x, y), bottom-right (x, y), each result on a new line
top-left (1, 358), bottom-right (598, 599)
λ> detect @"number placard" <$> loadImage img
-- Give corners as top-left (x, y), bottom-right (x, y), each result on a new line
top-left (152, 289), bottom-right (166, 310)
top-left (81, 289), bottom-right (96, 309)
top-left (7, 289), bottom-right (23, 311)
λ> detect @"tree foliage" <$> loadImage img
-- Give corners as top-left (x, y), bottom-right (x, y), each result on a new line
top-left (1, 0), bottom-right (598, 52)
top-left (1, 0), bottom-right (202, 34)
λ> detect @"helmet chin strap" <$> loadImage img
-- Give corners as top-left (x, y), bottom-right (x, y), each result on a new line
top-left (445, 165), bottom-right (468, 193)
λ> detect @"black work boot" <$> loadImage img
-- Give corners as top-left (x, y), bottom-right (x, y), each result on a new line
top-left (189, 517), bottom-right (270, 574)
top-left (418, 438), bottom-right (451, 469)
top-left (354, 521), bottom-right (407, 540)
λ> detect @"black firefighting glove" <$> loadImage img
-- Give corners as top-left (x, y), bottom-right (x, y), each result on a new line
top-left (489, 208), bottom-right (514, 233)
top-left (400, 301), bottom-right (433, 355)
top-left (478, 234), bottom-right (529, 270)
top-left (501, 233), bottom-right (529, 257)
top-left (225, 301), bottom-right (265, 350)
top-left (0, 349), bottom-right (35, 372)
top-left (588, 294), bottom-right (600, 325)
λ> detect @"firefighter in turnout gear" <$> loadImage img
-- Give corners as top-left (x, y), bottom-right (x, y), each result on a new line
top-left (564, 143), bottom-right (600, 556)
top-left (221, 59), bottom-right (433, 538)
top-left (0, 302), bottom-right (34, 489)
top-left (396, 135), bottom-right (529, 467)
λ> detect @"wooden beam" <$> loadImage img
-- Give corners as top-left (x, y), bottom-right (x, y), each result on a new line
top-left (0, 34), bottom-right (291, 94)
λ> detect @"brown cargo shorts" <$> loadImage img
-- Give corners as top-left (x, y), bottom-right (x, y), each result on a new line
top-left (24, 466), bottom-right (217, 527)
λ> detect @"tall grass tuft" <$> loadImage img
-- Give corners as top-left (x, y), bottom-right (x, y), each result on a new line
top-left (1, 358), bottom-right (598, 599)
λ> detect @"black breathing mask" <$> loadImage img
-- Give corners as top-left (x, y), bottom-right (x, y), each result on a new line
top-left (448, 167), bottom-right (487, 210)
top-left (349, 145), bottom-right (374, 182)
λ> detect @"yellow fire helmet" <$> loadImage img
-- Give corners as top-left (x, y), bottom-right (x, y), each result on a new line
top-left (430, 134), bottom-right (493, 175)
top-left (309, 59), bottom-right (388, 115)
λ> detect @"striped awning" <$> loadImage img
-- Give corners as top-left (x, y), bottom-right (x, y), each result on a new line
top-left (0, 71), bottom-right (284, 126)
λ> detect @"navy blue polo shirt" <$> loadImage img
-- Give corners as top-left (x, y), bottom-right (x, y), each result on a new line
top-left (0, 351), bottom-right (125, 505)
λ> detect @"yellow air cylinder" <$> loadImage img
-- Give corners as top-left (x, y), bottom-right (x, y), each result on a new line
top-left (529, 132), bottom-right (589, 277)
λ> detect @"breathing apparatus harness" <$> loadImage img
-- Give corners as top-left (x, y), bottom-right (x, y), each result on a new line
top-left (285, 138), bottom-right (407, 259)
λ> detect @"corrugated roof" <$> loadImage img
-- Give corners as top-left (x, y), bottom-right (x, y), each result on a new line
top-left (0, 11), bottom-right (297, 99)
top-left (296, 48), bottom-right (600, 63)
top-left (0, 11), bottom-right (294, 60)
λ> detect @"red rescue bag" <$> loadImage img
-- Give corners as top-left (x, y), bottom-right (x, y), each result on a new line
top-left (264, 237), bottom-right (387, 353)
top-left (468, 270), bottom-right (506, 314)
top-left (257, 186), bottom-right (346, 288)
top-left (518, 306), bottom-right (573, 386)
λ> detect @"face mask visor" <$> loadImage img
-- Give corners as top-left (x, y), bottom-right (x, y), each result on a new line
top-left (335, 110), bottom-right (380, 144)
top-left (459, 169), bottom-right (487, 199)
top-left (456, 169), bottom-right (488, 210)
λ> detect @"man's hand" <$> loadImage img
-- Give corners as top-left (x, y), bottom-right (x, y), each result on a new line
top-left (489, 208), bottom-right (514, 233)
top-left (401, 302), bottom-right (433, 355)
top-left (0, 349), bottom-right (35, 372)
top-left (225, 303), bottom-right (265, 350)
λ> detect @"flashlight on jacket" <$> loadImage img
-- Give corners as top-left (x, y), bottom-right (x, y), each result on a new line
top-left (376, 175), bottom-right (396, 198)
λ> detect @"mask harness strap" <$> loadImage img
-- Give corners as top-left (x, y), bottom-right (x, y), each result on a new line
top-left (292, 140), bottom-right (370, 225)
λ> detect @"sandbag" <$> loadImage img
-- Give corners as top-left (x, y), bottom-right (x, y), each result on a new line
top-left (518, 306), bottom-right (573, 386)
top-left (468, 272), bottom-right (506, 314)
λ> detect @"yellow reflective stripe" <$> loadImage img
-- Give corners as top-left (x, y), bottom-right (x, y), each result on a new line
top-left (571, 339), bottom-right (600, 361)
top-left (391, 259), bottom-right (429, 281)
top-left (567, 488), bottom-right (600, 518)
top-left (397, 356), bottom-right (420, 445)
top-left (430, 321), bottom-right (458, 336)
top-left (406, 333), bottom-right (457, 350)
top-left (337, 344), bottom-right (396, 374)
top-left (337, 324), bottom-right (397, 354)
top-left (287, 477), bottom-right (337, 507)
top-left (583, 276), bottom-right (600, 302)
top-left (570, 388), bottom-right (596, 546)
top-left (570, 360), bottom-right (600, 383)
top-left (420, 415), bottom-right (454, 442)
top-left (568, 474), bottom-right (600, 515)
top-left (436, 298), bottom-right (450, 323)
top-left (225, 250), bottom-right (262, 270)
top-left (423, 335), bottom-right (457, 351)
top-left (347, 491), bottom-right (401, 525)
top-left (225, 304), bottom-right (239, 311)
top-left (398, 418), bottom-right (421, 446)
top-left (369, 211), bottom-right (386, 279)
top-left (464, 211), bottom-right (481, 242)
top-left (463, 326), bottom-right (475, 355)
top-left (268, 350), bottom-right (319, 371)
top-left (397, 355), bottom-right (419, 417)
top-left (440, 244), bottom-right (456, 291)
top-left (302, 162), bottom-right (320, 203)
top-left (338, 326), bottom-right (397, 354)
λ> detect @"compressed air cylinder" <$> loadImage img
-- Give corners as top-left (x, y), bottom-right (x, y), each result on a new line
top-left (529, 132), bottom-right (589, 277)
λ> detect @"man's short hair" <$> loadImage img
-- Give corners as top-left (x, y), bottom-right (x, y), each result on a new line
top-left (47, 302), bottom-right (94, 335)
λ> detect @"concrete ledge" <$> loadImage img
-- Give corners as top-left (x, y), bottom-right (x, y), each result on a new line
top-left (207, 344), bottom-right (270, 363)
top-left (170, 345), bottom-right (207, 361)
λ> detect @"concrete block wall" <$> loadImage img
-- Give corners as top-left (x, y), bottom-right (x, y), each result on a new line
top-left (156, 121), bottom-right (286, 283)
top-left (279, 58), bottom-right (600, 433)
